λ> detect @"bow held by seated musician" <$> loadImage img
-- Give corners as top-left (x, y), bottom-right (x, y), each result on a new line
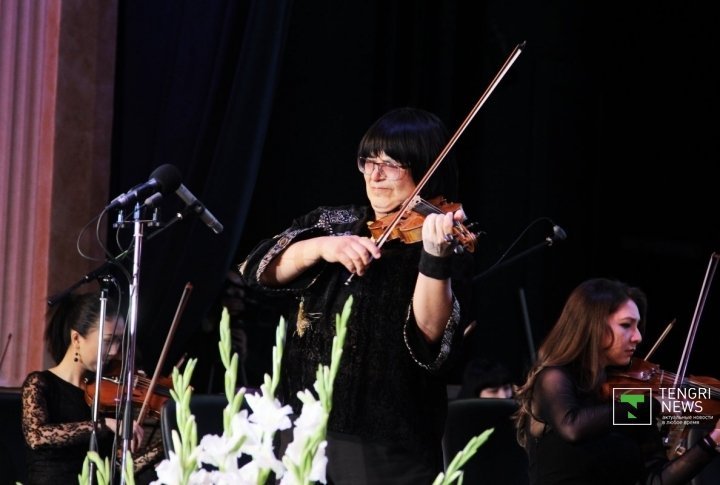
top-left (238, 107), bottom-right (476, 484)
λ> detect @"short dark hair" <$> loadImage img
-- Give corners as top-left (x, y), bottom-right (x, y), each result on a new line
top-left (357, 107), bottom-right (459, 200)
top-left (458, 358), bottom-right (513, 399)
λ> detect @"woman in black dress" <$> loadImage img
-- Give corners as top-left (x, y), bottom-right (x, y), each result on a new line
top-left (514, 278), bottom-right (720, 484)
top-left (21, 292), bottom-right (158, 484)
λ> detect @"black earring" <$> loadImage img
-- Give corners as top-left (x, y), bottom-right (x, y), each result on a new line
top-left (74, 351), bottom-right (79, 362)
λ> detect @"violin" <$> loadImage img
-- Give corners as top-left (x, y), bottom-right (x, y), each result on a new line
top-left (606, 357), bottom-right (720, 457)
top-left (367, 196), bottom-right (478, 253)
top-left (84, 282), bottom-right (193, 421)
top-left (83, 358), bottom-right (174, 419)
top-left (605, 358), bottom-right (720, 419)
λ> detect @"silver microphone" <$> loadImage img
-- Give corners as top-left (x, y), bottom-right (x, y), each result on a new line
top-left (175, 184), bottom-right (224, 234)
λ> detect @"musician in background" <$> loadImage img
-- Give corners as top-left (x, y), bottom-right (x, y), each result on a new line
top-left (457, 357), bottom-right (515, 399)
top-left (238, 107), bottom-right (475, 483)
top-left (21, 291), bottom-right (161, 484)
top-left (514, 278), bottom-right (720, 484)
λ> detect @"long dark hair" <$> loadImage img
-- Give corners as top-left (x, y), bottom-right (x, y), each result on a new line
top-left (45, 292), bottom-right (120, 364)
top-left (357, 107), bottom-right (459, 200)
top-left (514, 278), bottom-right (647, 447)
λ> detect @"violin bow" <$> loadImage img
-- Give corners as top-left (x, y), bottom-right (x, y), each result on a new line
top-left (664, 252), bottom-right (719, 457)
top-left (137, 282), bottom-right (193, 424)
top-left (378, 41), bottom-right (525, 249)
top-left (673, 252), bottom-right (719, 387)
top-left (346, 41), bottom-right (526, 284)
top-left (643, 318), bottom-right (676, 361)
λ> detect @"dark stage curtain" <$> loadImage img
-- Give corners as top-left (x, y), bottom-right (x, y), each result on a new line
top-left (111, 1), bottom-right (719, 388)
top-left (110, 0), bottom-right (294, 385)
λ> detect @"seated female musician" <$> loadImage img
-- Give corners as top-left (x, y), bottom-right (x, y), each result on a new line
top-left (514, 278), bottom-right (720, 485)
top-left (21, 291), bottom-right (162, 484)
top-left (238, 107), bottom-right (475, 483)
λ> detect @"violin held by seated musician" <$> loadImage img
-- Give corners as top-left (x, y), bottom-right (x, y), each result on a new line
top-left (606, 354), bottom-right (720, 459)
top-left (21, 291), bottom-right (163, 485)
top-left (514, 278), bottom-right (720, 485)
top-left (84, 280), bottom-right (193, 428)
top-left (605, 357), bottom-right (720, 420)
top-left (83, 355), bottom-right (174, 421)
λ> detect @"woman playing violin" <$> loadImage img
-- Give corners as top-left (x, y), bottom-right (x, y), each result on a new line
top-left (238, 107), bottom-right (475, 483)
top-left (21, 291), bottom-right (162, 484)
top-left (514, 278), bottom-right (720, 485)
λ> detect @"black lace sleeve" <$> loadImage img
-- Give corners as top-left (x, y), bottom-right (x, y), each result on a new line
top-left (21, 372), bottom-right (95, 449)
top-left (642, 432), bottom-right (717, 484)
top-left (534, 366), bottom-right (610, 442)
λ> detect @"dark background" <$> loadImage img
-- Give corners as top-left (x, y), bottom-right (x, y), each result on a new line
top-left (108, 0), bottom-right (720, 390)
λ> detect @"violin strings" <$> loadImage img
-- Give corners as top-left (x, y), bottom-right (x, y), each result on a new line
top-left (413, 198), bottom-right (471, 238)
top-left (413, 199), bottom-right (443, 216)
top-left (657, 371), bottom-right (720, 397)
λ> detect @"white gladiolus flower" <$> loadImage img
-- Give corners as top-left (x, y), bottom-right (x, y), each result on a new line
top-left (293, 392), bottom-right (324, 436)
top-left (83, 297), bottom-right (482, 485)
top-left (308, 441), bottom-right (328, 483)
top-left (245, 391), bottom-right (293, 433)
top-left (152, 450), bottom-right (183, 485)
top-left (196, 434), bottom-right (239, 471)
top-left (190, 469), bottom-right (244, 485)
top-left (237, 460), bottom-right (262, 483)
top-left (231, 410), bottom-right (262, 454)
top-left (278, 440), bottom-right (327, 485)
top-left (242, 435), bottom-right (285, 476)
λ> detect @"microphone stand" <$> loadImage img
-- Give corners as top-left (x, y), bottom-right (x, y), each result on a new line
top-left (45, 200), bottom-right (205, 482)
top-left (119, 203), bottom-right (145, 485)
top-left (47, 262), bottom-right (115, 306)
top-left (47, 201), bottom-right (195, 306)
top-left (88, 285), bottom-right (110, 485)
top-left (472, 234), bottom-right (562, 284)
top-left (518, 287), bottom-right (537, 363)
top-left (113, 201), bottom-right (199, 484)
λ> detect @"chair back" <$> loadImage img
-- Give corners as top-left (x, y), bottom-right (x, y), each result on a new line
top-left (442, 398), bottom-right (529, 485)
top-left (0, 388), bottom-right (26, 483)
top-left (160, 394), bottom-right (227, 455)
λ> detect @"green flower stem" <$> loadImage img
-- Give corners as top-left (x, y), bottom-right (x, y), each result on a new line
top-left (270, 316), bottom-right (286, 396)
top-left (432, 428), bottom-right (494, 485)
top-left (288, 296), bottom-right (352, 485)
top-left (123, 457), bottom-right (136, 485)
top-left (79, 452), bottom-right (109, 485)
top-left (169, 358), bottom-right (199, 484)
top-left (218, 307), bottom-right (246, 435)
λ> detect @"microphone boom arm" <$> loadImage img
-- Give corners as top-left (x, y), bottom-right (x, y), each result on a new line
top-left (472, 237), bottom-right (556, 283)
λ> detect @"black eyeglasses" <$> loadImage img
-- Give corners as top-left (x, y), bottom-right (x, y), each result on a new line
top-left (357, 157), bottom-right (408, 180)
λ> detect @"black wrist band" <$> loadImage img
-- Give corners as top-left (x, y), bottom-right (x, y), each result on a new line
top-left (419, 249), bottom-right (452, 280)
